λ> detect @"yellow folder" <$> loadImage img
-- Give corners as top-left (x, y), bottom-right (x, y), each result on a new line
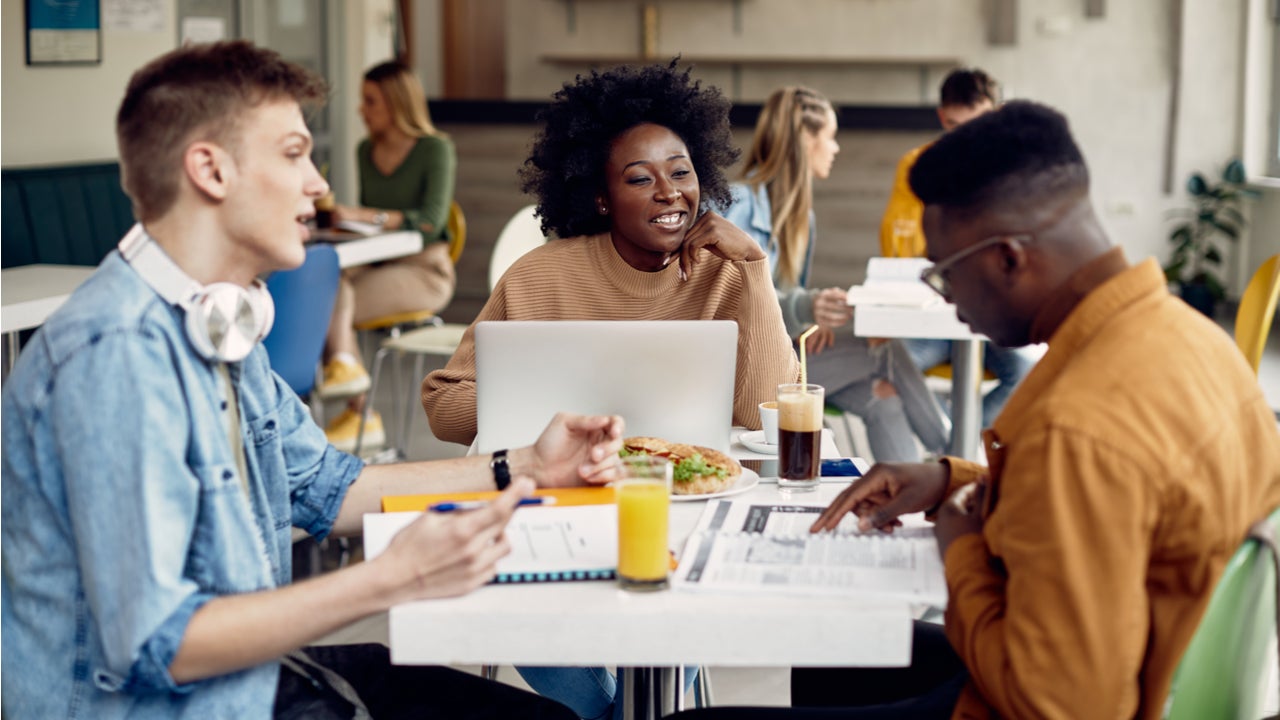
top-left (380, 485), bottom-right (617, 513)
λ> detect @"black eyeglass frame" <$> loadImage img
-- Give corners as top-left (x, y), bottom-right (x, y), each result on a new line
top-left (920, 233), bottom-right (1033, 298)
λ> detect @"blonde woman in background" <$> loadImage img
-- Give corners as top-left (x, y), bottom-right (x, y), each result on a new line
top-left (320, 61), bottom-right (458, 451)
top-left (722, 87), bottom-right (949, 462)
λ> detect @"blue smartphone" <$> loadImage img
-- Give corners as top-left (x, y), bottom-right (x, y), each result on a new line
top-left (820, 458), bottom-right (866, 477)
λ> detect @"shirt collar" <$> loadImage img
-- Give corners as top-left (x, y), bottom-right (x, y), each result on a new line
top-left (1028, 246), bottom-right (1129, 345)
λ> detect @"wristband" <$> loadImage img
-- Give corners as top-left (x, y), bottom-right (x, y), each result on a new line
top-left (490, 449), bottom-right (511, 491)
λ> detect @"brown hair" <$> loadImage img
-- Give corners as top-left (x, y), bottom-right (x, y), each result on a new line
top-left (939, 68), bottom-right (999, 108)
top-left (116, 40), bottom-right (328, 221)
top-left (363, 61), bottom-right (441, 139)
top-left (739, 86), bottom-right (834, 287)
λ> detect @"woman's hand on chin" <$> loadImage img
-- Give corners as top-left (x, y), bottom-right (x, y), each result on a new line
top-left (678, 211), bottom-right (767, 281)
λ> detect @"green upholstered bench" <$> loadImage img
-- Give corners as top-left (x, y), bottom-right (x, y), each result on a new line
top-left (2, 162), bottom-right (135, 269)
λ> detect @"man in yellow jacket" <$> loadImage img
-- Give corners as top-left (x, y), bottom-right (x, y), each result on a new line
top-left (668, 99), bottom-right (1280, 720)
top-left (879, 68), bottom-right (1033, 428)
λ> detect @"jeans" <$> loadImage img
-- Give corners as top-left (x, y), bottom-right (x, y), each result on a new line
top-left (904, 339), bottom-right (1035, 428)
top-left (517, 665), bottom-right (700, 720)
top-left (806, 333), bottom-right (950, 462)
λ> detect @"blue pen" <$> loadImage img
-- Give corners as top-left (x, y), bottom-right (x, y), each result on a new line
top-left (428, 496), bottom-right (558, 513)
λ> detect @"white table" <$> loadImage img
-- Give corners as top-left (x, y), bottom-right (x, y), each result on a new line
top-left (378, 480), bottom-right (911, 719)
top-left (2, 264), bottom-right (97, 377)
top-left (311, 229), bottom-right (423, 269)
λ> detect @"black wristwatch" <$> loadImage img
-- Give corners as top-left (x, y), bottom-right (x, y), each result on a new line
top-left (490, 449), bottom-right (511, 491)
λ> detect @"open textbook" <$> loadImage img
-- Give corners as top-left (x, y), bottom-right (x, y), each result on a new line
top-left (672, 500), bottom-right (947, 605)
top-left (364, 505), bottom-right (617, 584)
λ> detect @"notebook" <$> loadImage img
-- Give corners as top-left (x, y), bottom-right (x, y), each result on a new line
top-left (474, 320), bottom-right (738, 454)
top-left (363, 504), bottom-right (619, 583)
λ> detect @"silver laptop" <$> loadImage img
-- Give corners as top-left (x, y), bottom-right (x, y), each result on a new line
top-left (475, 320), bottom-right (737, 454)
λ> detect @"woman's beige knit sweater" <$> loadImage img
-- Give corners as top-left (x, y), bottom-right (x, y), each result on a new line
top-left (422, 233), bottom-right (801, 445)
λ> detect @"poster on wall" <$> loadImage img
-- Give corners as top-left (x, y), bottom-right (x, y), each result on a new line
top-left (26, 0), bottom-right (103, 65)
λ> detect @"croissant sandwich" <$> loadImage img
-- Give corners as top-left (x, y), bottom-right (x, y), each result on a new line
top-left (620, 436), bottom-right (742, 496)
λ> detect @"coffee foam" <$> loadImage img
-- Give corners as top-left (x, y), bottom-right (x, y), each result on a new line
top-left (778, 392), bottom-right (823, 432)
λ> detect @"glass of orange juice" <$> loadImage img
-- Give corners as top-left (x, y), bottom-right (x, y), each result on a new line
top-left (616, 455), bottom-right (672, 591)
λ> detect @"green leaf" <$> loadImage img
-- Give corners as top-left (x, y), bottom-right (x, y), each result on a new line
top-left (1205, 246), bottom-right (1222, 264)
top-left (1210, 219), bottom-right (1240, 240)
top-left (1219, 206), bottom-right (1246, 227)
top-left (1187, 173), bottom-right (1208, 196)
top-left (1203, 273), bottom-right (1227, 300)
top-left (1224, 159), bottom-right (1246, 184)
top-left (1169, 225), bottom-right (1192, 245)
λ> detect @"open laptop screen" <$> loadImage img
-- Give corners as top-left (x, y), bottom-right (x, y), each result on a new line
top-left (475, 320), bottom-right (737, 454)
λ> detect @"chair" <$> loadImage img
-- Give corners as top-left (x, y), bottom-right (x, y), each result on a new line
top-left (262, 243), bottom-right (341, 401)
top-left (1163, 506), bottom-right (1280, 720)
top-left (488, 204), bottom-right (547, 290)
top-left (357, 204), bottom-right (548, 458)
top-left (1235, 254), bottom-right (1280, 376)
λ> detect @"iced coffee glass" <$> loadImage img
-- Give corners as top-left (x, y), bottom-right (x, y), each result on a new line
top-left (777, 383), bottom-right (824, 491)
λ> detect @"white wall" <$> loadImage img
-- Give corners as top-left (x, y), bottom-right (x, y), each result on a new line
top-left (504, 0), bottom-right (1273, 295)
top-left (1, 1), bottom-right (176, 166)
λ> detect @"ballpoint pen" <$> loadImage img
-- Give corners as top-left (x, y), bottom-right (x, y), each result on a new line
top-left (428, 496), bottom-right (558, 513)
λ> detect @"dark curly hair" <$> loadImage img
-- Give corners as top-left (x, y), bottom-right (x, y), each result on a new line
top-left (519, 59), bottom-right (739, 239)
top-left (909, 100), bottom-right (1088, 214)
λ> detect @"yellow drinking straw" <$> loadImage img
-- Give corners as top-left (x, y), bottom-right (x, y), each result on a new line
top-left (797, 325), bottom-right (819, 385)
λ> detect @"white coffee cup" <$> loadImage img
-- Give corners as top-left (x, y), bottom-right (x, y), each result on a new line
top-left (758, 401), bottom-right (779, 445)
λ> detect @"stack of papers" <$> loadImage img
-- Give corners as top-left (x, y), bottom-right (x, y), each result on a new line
top-left (672, 500), bottom-right (946, 604)
top-left (846, 257), bottom-right (940, 309)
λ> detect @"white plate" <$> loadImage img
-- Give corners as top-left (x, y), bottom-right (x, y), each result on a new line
top-left (671, 468), bottom-right (761, 502)
top-left (737, 430), bottom-right (778, 455)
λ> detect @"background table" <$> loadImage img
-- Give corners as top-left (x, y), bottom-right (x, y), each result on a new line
top-left (2, 264), bottom-right (96, 378)
top-left (311, 229), bottom-right (422, 268)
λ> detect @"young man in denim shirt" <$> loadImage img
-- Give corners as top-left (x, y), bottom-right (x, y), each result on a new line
top-left (1, 41), bottom-right (622, 719)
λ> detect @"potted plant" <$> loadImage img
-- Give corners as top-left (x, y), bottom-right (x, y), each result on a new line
top-left (1163, 158), bottom-right (1255, 318)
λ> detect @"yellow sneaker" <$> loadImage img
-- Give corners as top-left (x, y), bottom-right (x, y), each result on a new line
top-left (325, 408), bottom-right (385, 454)
top-left (318, 359), bottom-right (370, 399)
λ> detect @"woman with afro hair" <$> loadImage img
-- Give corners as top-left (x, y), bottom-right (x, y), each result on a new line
top-left (423, 60), bottom-right (799, 452)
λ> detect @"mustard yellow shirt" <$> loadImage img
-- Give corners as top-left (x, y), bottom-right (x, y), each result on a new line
top-left (939, 258), bottom-right (1280, 719)
top-left (879, 143), bottom-right (929, 258)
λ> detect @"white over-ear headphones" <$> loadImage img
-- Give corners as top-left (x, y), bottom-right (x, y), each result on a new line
top-left (118, 224), bottom-right (274, 363)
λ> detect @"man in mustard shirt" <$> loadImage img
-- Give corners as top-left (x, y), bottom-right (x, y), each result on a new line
top-left (820, 101), bottom-right (1280, 718)
top-left (669, 100), bottom-right (1280, 719)
top-left (879, 68), bottom-right (1034, 428)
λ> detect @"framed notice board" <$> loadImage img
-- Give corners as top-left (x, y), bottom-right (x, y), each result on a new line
top-left (26, 0), bottom-right (102, 66)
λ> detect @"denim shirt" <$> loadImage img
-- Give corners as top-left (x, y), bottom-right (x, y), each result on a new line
top-left (1, 252), bottom-right (364, 719)
top-left (722, 182), bottom-right (818, 337)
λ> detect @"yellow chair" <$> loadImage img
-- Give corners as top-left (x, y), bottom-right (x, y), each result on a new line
top-left (353, 201), bottom-right (466, 457)
top-left (1234, 254), bottom-right (1280, 376)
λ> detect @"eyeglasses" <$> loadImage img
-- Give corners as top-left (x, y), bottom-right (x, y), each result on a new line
top-left (919, 234), bottom-right (1032, 298)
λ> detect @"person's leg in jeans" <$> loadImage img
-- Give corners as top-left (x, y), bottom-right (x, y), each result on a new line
top-left (878, 340), bottom-right (950, 456)
top-left (276, 644), bottom-right (577, 720)
top-left (516, 665), bottom-right (700, 720)
top-left (979, 342), bottom-right (1035, 427)
top-left (808, 334), bottom-right (920, 463)
top-left (902, 338), bottom-right (952, 378)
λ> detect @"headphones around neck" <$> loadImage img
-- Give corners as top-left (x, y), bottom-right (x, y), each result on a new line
top-left (118, 224), bottom-right (274, 363)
